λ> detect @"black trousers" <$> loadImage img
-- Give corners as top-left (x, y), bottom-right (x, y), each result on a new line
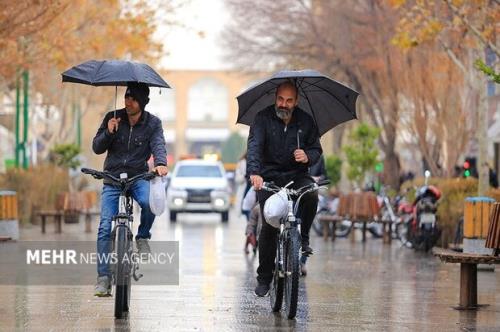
top-left (256, 175), bottom-right (318, 284)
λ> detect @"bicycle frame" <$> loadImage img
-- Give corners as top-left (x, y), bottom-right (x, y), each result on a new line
top-left (81, 167), bottom-right (156, 318)
top-left (264, 179), bottom-right (329, 319)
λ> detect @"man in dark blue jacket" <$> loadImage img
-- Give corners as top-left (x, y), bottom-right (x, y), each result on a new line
top-left (92, 82), bottom-right (168, 296)
top-left (247, 81), bottom-right (322, 296)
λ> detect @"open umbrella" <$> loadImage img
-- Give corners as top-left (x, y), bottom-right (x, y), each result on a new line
top-left (61, 59), bottom-right (170, 88)
top-left (236, 69), bottom-right (358, 136)
top-left (61, 59), bottom-right (171, 117)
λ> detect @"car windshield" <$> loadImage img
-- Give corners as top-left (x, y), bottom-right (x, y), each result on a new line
top-left (176, 165), bottom-right (223, 178)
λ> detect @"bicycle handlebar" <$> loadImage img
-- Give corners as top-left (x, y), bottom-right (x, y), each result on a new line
top-left (261, 179), bottom-right (330, 196)
top-left (81, 167), bottom-right (157, 186)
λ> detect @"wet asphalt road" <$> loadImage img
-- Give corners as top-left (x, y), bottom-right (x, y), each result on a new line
top-left (1, 208), bottom-right (499, 331)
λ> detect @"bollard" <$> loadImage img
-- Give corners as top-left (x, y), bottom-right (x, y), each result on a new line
top-left (464, 196), bottom-right (495, 271)
top-left (0, 191), bottom-right (19, 240)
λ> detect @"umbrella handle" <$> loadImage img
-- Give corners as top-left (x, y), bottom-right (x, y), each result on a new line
top-left (297, 129), bottom-right (302, 149)
top-left (114, 86), bottom-right (117, 119)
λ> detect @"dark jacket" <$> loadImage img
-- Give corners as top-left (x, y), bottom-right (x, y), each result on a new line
top-left (92, 108), bottom-right (167, 179)
top-left (309, 154), bottom-right (327, 181)
top-left (246, 106), bottom-right (322, 184)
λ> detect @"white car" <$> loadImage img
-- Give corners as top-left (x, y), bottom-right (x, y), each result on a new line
top-left (166, 159), bottom-right (231, 222)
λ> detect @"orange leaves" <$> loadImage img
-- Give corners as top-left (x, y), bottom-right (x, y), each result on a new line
top-left (0, 0), bottom-right (164, 84)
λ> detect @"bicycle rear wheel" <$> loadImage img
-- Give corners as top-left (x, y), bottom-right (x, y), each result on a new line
top-left (284, 228), bottom-right (300, 319)
top-left (114, 225), bottom-right (131, 319)
top-left (270, 237), bottom-right (284, 312)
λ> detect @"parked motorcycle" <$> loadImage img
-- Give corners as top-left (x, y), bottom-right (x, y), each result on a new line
top-left (398, 171), bottom-right (442, 251)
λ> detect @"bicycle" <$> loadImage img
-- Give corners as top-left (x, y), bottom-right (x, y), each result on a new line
top-left (261, 179), bottom-right (329, 319)
top-left (81, 167), bottom-right (157, 319)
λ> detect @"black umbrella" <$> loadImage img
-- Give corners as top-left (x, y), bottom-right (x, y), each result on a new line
top-left (61, 59), bottom-right (171, 88)
top-left (236, 69), bottom-right (358, 136)
top-left (61, 59), bottom-right (171, 117)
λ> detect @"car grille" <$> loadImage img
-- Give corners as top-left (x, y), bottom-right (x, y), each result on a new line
top-left (186, 189), bottom-right (212, 203)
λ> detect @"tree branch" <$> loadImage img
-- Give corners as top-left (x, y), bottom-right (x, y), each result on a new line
top-left (444, 0), bottom-right (500, 58)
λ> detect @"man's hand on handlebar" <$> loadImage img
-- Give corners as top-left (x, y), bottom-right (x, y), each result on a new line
top-left (153, 165), bottom-right (168, 176)
top-left (250, 174), bottom-right (263, 190)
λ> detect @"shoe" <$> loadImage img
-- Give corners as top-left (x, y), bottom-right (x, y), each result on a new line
top-left (301, 243), bottom-right (313, 257)
top-left (94, 276), bottom-right (111, 297)
top-left (254, 283), bottom-right (270, 297)
top-left (300, 263), bottom-right (307, 277)
top-left (136, 238), bottom-right (151, 255)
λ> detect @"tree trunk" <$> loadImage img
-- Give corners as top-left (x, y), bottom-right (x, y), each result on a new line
top-left (382, 124), bottom-right (401, 190)
top-left (383, 149), bottom-right (401, 190)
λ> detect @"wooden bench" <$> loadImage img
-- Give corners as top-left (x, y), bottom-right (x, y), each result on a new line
top-left (39, 210), bottom-right (100, 234)
top-left (432, 247), bottom-right (500, 310)
top-left (432, 202), bottom-right (500, 310)
top-left (317, 214), bottom-right (342, 241)
top-left (377, 219), bottom-right (393, 244)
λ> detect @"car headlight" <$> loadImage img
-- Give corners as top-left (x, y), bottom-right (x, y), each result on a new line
top-left (214, 198), bottom-right (226, 207)
top-left (173, 198), bottom-right (185, 206)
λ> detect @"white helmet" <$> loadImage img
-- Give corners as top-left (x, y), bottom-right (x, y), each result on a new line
top-left (263, 189), bottom-right (288, 228)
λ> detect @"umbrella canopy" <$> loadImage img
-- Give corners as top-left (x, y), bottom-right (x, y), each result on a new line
top-left (237, 69), bottom-right (358, 136)
top-left (61, 59), bottom-right (171, 88)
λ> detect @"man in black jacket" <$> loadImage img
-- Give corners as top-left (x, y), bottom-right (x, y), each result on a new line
top-left (247, 81), bottom-right (323, 296)
top-left (92, 82), bottom-right (168, 296)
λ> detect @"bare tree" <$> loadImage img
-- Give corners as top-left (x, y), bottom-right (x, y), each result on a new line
top-left (223, 0), bottom-right (406, 189)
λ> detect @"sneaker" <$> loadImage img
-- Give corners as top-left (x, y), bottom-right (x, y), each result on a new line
top-left (136, 238), bottom-right (151, 255)
top-left (254, 283), bottom-right (270, 297)
top-left (94, 276), bottom-right (111, 297)
top-left (301, 243), bottom-right (313, 257)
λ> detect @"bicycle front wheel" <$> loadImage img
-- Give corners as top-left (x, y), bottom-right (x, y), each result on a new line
top-left (114, 225), bottom-right (131, 319)
top-left (270, 237), bottom-right (284, 312)
top-left (284, 228), bottom-right (300, 319)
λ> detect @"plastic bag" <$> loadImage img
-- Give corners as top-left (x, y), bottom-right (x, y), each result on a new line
top-left (242, 187), bottom-right (257, 211)
top-left (263, 189), bottom-right (288, 228)
top-left (149, 176), bottom-right (167, 216)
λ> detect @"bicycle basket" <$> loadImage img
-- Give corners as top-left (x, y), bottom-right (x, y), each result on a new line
top-left (263, 189), bottom-right (288, 228)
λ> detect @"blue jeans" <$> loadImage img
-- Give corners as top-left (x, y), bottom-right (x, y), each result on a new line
top-left (97, 179), bottom-right (155, 277)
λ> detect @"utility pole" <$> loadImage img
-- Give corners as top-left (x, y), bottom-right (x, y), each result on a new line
top-left (15, 73), bottom-right (20, 168)
top-left (22, 70), bottom-right (29, 170)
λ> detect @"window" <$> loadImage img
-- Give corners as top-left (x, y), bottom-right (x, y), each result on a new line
top-left (187, 78), bottom-right (228, 122)
top-left (148, 87), bottom-right (175, 121)
top-left (176, 165), bottom-right (223, 178)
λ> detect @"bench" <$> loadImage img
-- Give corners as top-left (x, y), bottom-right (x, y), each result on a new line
top-left (317, 214), bottom-right (342, 241)
top-left (432, 202), bottom-right (500, 310)
top-left (432, 247), bottom-right (500, 310)
top-left (377, 218), bottom-right (393, 244)
top-left (39, 210), bottom-right (100, 234)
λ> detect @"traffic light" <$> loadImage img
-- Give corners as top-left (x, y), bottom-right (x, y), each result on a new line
top-left (463, 160), bottom-right (471, 177)
top-left (463, 157), bottom-right (477, 178)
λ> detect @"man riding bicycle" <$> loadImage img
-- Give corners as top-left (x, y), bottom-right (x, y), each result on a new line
top-left (91, 82), bottom-right (168, 296)
top-left (247, 81), bottom-right (323, 297)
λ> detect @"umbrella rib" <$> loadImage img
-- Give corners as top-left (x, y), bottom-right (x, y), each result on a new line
top-left (92, 60), bottom-right (106, 85)
top-left (297, 78), bottom-right (320, 132)
top-left (300, 78), bottom-right (355, 116)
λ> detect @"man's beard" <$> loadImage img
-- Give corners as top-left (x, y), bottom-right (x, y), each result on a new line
top-left (275, 105), bottom-right (294, 121)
